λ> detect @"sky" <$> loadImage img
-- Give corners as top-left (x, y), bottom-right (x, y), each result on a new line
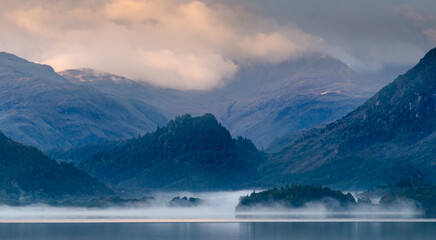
top-left (0, 0), bottom-right (435, 90)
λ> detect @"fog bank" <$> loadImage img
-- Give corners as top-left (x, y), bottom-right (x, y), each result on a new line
top-left (0, 191), bottom-right (424, 220)
top-left (0, 191), bottom-right (250, 220)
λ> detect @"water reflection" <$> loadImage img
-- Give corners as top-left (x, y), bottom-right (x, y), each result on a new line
top-left (0, 222), bottom-right (435, 240)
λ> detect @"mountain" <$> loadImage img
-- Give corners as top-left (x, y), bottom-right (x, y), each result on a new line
top-left (265, 129), bottom-right (316, 153)
top-left (45, 140), bottom-right (125, 165)
top-left (217, 54), bottom-right (375, 147)
top-left (80, 114), bottom-right (266, 192)
top-left (0, 52), bottom-right (167, 150)
top-left (60, 53), bottom-right (376, 148)
top-left (361, 64), bottom-right (413, 89)
top-left (0, 131), bottom-right (112, 204)
top-left (261, 47), bottom-right (436, 189)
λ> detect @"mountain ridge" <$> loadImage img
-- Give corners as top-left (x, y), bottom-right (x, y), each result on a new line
top-left (0, 52), bottom-right (167, 150)
top-left (261, 47), bottom-right (436, 189)
top-left (59, 53), bottom-right (375, 148)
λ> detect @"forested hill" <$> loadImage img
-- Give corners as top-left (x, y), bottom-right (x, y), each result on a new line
top-left (0, 132), bottom-right (112, 204)
top-left (236, 184), bottom-right (356, 210)
top-left (80, 114), bottom-right (266, 192)
top-left (261, 47), bottom-right (436, 189)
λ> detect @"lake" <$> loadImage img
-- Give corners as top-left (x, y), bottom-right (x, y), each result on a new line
top-left (1, 221), bottom-right (435, 240)
top-left (0, 191), bottom-right (432, 240)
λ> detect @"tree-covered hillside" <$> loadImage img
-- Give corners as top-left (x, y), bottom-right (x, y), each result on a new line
top-left (45, 140), bottom-right (125, 165)
top-left (81, 114), bottom-right (266, 192)
top-left (0, 132), bottom-right (112, 205)
top-left (236, 184), bottom-right (356, 210)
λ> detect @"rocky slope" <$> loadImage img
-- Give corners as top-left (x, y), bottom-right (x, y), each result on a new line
top-left (60, 53), bottom-right (375, 148)
top-left (0, 52), bottom-right (167, 150)
top-left (261, 47), bottom-right (436, 188)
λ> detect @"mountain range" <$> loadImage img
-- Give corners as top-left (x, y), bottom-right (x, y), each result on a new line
top-left (1, 47), bottom-right (434, 197)
top-left (0, 52), bottom-right (167, 150)
top-left (59, 53), bottom-right (376, 148)
top-left (261, 47), bottom-right (436, 189)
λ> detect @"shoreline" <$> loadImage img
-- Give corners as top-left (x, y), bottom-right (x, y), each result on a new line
top-left (0, 218), bottom-right (435, 223)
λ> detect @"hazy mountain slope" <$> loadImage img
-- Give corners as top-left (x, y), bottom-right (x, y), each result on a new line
top-left (265, 128), bottom-right (317, 153)
top-left (0, 131), bottom-right (112, 204)
top-left (219, 54), bottom-right (374, 147)
top-left (45, 140), bottom-right (125, 165)
top-left (0, 52), bottom-right (167, 150)
top-left (361, 65), bottom-right (413, 89)
top-left (59, 68), bottom-right (226, 118)
top-left (222, 53), bottom-right (373, 99)
top-left (60, 54), bottom-right (375, 148)
top-left (262, 47), bottom-right (436, 189)
top-left (221, 92), bottom-right (365, 148)
top-left (80, 114), bottom-right (266, 192)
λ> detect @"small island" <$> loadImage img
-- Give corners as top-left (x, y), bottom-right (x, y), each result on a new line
top-left (169, 196), bottom-right (202, 207)
top-left (371, 177), bottom-right (436, 218)
top-left (236, 184), bottom-right (356, 211)
top-left (236, 180), bottom-right (436, 218)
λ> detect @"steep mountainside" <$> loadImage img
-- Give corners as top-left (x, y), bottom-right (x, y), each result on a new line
top-left (60, 53), bottom-right (375, 148)
top-left (0, 52), bottom-right (167, 150)
top-left (262, 47), bottom-right (436, 189)
top-left (45, 140), bottom-right (125, 165)
top-left (0, 131), bottom-right (112, 204)
top-left (80, 114), bottom-right (266, 192)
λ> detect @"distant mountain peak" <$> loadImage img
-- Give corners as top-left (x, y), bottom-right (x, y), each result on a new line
top-left (0, 53), bottom-right (167, 150)
top-left (57, 52), bottom-right (374, 148)
top-left (406, 46), bottom-right (436, 74)
top-left (0, 51), bottom-right (31, 62)
top-left (59, 68), bottom-right (126, 83)
top-left (0, 51), bottom-right (53, 69)
top-left (421, 47), bottom-right (436, 63)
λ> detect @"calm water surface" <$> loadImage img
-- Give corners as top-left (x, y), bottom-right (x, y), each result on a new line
top-left (0, 222), bottom-right (435, 240)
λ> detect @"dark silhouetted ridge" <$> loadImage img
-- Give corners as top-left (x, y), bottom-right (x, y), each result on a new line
top-left (80, 114), bottom-right (266, 192)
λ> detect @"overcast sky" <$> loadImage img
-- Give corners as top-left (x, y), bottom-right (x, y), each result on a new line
top-left (0, 0), bottom-right (435, 90)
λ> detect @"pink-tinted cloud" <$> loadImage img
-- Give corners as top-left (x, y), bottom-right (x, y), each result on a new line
top-left (0, 0), bottom-right (320, 90)
top-left (395, 5), bottom-right (436, 42)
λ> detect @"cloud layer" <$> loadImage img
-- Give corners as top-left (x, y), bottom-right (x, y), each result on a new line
top-left (242, 0), bottom-right (436, 73)
top-left (0, 0), bottom-right (435, 89)
top-left (0, 0), bottom-right (319, 90)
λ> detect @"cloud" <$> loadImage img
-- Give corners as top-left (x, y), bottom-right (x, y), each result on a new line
top-left (0, 0), bottom-right (319, 90)
top-left (423, 29), bottom-right (436, 41)
top-left (136, 50), bottom-right (237, 89)
top-left (240, 0), bottom-right (435, 73)
top-left (395, 5), bottom-right (436, 42)
top-left (2, 0), bottom-right (434, 88)
top-left (395, 5), bottom-right (427, 23)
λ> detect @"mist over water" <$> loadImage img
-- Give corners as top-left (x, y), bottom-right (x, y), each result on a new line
top-left (0, 191), bottom-right (250, 220)
top-left (0, 190), bottom-right (424, 220)
top-left (236, 201), bottom-right (422, 220)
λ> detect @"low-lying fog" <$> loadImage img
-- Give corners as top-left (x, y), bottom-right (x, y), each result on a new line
top-left (0, 191), bottom-right (250, 220)
top-left (0, 191), bottom-right (423, 220)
